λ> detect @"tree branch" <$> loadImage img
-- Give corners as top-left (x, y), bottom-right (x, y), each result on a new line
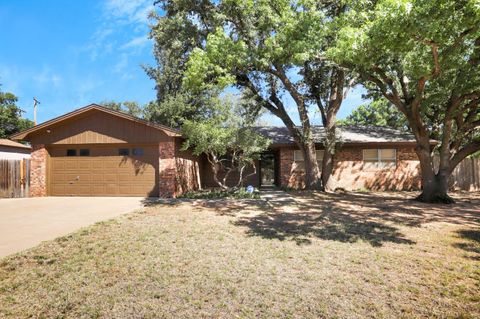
top-left (449, 139), bottom-right (480, 174)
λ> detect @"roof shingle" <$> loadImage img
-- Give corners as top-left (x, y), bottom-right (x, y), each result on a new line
top-left (254, 125), bottom-right (418, 145)
top-left (0, 139), bottom-right (31, 149)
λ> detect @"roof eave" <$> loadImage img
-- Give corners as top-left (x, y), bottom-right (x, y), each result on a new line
top-left (10, 104), bottom-right (181, 141)
top-left (269, 140), bottom-right (428, 148)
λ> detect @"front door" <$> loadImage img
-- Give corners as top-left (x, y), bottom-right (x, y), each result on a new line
top-left (260, 152), bottom-right (276, 187)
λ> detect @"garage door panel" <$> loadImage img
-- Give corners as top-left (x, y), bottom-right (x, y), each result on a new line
top-left (64, 161), bottom-right (78, 170)
top-left (49, 145), bottom-right (158, 196)
top-left (52, 173), bottom-right (66, 182)
top-left (77, 174), bottom-right (94, 182)
top-left (91, 185), bottom-right (105, 194)
top-left (51, 185), bottom-right (65, 194)
top-left (91, 161), bottom-right (104, 169)
top-left (64, 173), bottom-right (79, 181)
top-left (51, 161), bottom-right (65, 170)
top-left (77, 161), bottom-right (92, 169)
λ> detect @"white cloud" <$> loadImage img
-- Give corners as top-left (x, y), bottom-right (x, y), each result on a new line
top-left (103, 0), bottom-right (154, 25)
top-left (33, 67), bottom-right (63, 88)
top-left (114, 53), bottom-right (129, 73)
top-left (86, 27), bottom-right (115, 60)
top-left (0, 64), bottom-right (22, 94)
top-left (80, 0), bottom-right (154, 71)
top-left (120, 35), bottom-right (150, 50)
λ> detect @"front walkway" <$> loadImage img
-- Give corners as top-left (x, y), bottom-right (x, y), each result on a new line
top-left (0, 197), bottom-right (145, 258)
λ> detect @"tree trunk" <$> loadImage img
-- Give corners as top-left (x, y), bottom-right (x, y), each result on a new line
top-left (303, 140), bottom-right (322, 190)
top-left (207, 154), bottom-right (228, 190)
top-left (321, 120), bottom-right (337, 191)
top-left (415, 144), bottom-right (455, 204)
top-left (417, 172), bottom-right (453, 203)
top-left (321, 150), bottom-right (334, 191)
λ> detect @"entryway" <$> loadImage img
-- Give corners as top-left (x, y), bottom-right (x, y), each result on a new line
top-left (260, 152), bottom-right (279, 187)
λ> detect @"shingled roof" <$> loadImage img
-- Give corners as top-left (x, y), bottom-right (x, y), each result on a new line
top-left (0, 139), bottom-right (31, 150)
top-left (254, 125), bottom-right (419, 145)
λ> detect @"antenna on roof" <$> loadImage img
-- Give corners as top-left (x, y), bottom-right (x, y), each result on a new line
top-left (33, 98), bottom-right (40, 125)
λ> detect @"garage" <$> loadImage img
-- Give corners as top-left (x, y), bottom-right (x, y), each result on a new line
top-left (11, 104), bottom-right (200, 198)
top-left (48, 144), bottom-right (159, 196)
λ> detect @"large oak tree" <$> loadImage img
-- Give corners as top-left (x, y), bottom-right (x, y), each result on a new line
top-left (152, 0), bottom-right (352, 189)
top-left (329, 0), bottom-right (480, 202)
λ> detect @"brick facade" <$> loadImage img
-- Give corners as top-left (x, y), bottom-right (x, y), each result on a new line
top-left (174, 141), bottom-right (200, 195)
top-left (158, 139), bottom-right (177, 197)
top-left (29, 144), bottom-right (48, 197)
top-left (279, 146), bottom-right (421, 191)
top-left (159, 138), bottom-right (200, 197)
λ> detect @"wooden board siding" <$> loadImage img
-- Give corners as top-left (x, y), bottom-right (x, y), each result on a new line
top-left (0, 159), bottom-right (30, 198)
top-left (48, 144), bottom-right (158, 196)
top-left (29, 109), bottom-right (170, 145)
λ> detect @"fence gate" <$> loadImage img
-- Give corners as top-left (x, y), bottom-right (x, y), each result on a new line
top-left (0, 159), bottom-right (30, 198)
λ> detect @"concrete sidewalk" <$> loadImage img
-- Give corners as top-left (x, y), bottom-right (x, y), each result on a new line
top-left (0, 197), bottom-right (145, 258)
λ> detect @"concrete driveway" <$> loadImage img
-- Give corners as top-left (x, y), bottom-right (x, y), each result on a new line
top-left (0, 197), bottom-right (145, 258)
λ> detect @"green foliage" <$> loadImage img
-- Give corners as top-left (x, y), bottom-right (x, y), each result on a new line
top-left (339, 99), bottom-right (409, 131)
top-left (143, 90), bottom-right (220, 128)
top-left (0, 89), bottom-right (34, 138)
top-left (181, 95), bottom-right (271, 189)
top-left (181, 1), bottom-right (326, 92)
top-left (179, 187), bottom-right (260, 199)
top-left (100, 101), bottom-right (144, 118)
top-left (148, 1), bottom-right (355, 189)
top-left (145, 0), bottom-right (214, 121)
top-left (329, 0), bottom-right (480, 199)
top-left (328, 0), bottom-right (480, 133)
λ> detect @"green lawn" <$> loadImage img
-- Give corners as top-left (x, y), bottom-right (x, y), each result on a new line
top-left (1, 191), bottom-right (479, 318)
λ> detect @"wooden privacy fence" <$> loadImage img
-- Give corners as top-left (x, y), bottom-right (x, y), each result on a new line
top-left (450, 157), bottom-right (480, 191)
top-left (0, 159), bottom-right (30, 198)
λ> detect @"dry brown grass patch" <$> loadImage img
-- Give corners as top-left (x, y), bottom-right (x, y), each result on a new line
top-left (0, 192), bottom-right (479, 318)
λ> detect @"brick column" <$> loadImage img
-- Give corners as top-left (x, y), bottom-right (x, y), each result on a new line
top-left (159, 139), bottom-right (177, 197)
top-left (279, 148), bottom-right (294, 188)
top-left (30, 144), bottom-right (48, 197)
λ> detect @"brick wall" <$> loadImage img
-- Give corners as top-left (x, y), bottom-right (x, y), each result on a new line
top-left (174, 141), bottom-right (200, 195)
top-left (30, 144), bottom-right (48, 197)
top-left (159, 139), bottom-right (177, 197)
top-left (279, 146), bottom-right (421, 191)
top-left (159, 138), bottom-right (201, 197)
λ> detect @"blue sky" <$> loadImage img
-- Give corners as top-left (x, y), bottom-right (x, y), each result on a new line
top-left (0, 0), bottom-right (367, 126)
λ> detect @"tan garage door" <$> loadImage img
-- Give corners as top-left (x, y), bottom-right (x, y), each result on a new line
top-left (49, 145), bottom-right (158, 196)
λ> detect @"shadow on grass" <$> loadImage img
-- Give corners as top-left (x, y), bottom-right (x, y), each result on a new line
top-left (232, 208), bottom-right (415, 246)
top-left (453, 229), bottom-right (480, 260)
top-left (141, 191), bottom-right (480, 248)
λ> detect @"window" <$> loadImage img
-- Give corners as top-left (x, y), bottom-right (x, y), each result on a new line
top-left (79, 149), bottom-right (90, 156)
top-left (294, 150), bottom-right (304, 162)
top-left (293, 149), bottom-right (325, 171)
top-left (363, 149), bottom-right (396, 169)
top-left (132, 148), bottom-right (144, 156)
top-left (66, 149), bottom-right (76, 156)
top-left (118, 148), bottom-right (129, 156)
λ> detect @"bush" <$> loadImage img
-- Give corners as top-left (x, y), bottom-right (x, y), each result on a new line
top-left (180, 187), bottom-right (260, 199)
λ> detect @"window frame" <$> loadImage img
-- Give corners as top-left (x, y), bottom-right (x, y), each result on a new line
top-left (118, 148), bottom-right (130, 156)
top-left (293, 150), bottom-right (304, 162)
top-left (293, 149), bottom-right (325, 172)
top-left (362, 149), bottom-right (397, 168)
top-left (79, 149), bottom-right (90, 156)
top-left (132, 148), bottom-right (144, 156)
top-left (66, 149), bottom-right (77, 156)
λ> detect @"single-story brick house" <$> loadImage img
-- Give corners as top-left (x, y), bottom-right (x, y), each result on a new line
top-left (11, 104), bottom-right (426, 197)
